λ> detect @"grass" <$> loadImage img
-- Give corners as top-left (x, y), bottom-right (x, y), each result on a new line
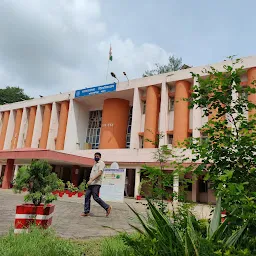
top-left (0, 227), bottom-right (132, 256)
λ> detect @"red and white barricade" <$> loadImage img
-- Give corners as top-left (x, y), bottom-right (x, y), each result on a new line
top-left (14, 204), bottom-right (55, 234)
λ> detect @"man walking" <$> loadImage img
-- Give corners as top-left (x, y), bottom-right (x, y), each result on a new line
top-left (81, 152), bottom-right (112, 217)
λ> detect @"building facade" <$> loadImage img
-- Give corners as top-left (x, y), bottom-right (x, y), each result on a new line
top-left (0, 56), bottom-right (256, 204)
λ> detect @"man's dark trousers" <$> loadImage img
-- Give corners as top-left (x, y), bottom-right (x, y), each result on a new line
top-left (84, 185), bottom-right (109, 214)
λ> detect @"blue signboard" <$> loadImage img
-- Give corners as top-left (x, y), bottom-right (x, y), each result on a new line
top-left (75, 83), bottom-right (116, 98)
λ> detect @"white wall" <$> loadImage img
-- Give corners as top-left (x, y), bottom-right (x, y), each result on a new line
top-left (31, 105), bottom-right (43, 148)
top-left (65, 100), bottom-right (89, 151)
top-left (65, 100), bottom-right (79, 151)
top-left (168, 111), bottom-right (174, 130)
top-left (4, 110), bottom-right (15, 149)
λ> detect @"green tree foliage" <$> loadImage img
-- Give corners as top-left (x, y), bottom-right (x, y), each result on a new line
top-left (143, 55), bottom-right (183, 77)
top-left (14, 160), bottom-right (59, 206)
top-left (0, 86), bottom-right (31, 105)
top-left (187, 57), bottom-right (256, 251)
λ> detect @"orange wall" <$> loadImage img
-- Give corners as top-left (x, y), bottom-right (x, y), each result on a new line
top-left (100, 98), bottom-right (130, 149)
top-left (173, 80), bottom-right (190, 146)
top-left (39, 104), bottom-right (52, 149)
top-left (144, 86), bottom-right (160, 148)
top-left (25, 106), bottom-right (37, 148)
top-left (56, 101), bottom-right (69, 150)
top-left (11, 109), bottom-right (23, 149)
top-left (0, 111), bottom-right (10, 150)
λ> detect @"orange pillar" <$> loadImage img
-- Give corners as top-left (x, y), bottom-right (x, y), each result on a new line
top-left (144, 86), bottom-right (160, 148)
top-left (247, 67), bottom-right (256, 119)
top-left (173, 80), bottom-right (191, 146)
top-left (2, 159), bottom-right (14, 189)
top-left (0, 111), bottom-right (10, 150)
top-left (25, 106), bottom-right (37, 148)
top-left (11, 109), bottom-right (23, 149)
top-left (100, 98), bottom-right (130, 149)
top-left (56, 101), bottom-right (69, 150)
top-left (39, 104), bottom-right (52, 149)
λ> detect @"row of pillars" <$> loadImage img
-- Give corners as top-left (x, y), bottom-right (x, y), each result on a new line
top-left (143, 80), bottom-right (190, 148)
top-left (99, 80), bottom-right (191, 150)
top-left (144, 67), bottom-right (256, 148)
top-left (0, 101), bottom-right (69, 150)
top-left (1, 159), bottom-right (80, 189)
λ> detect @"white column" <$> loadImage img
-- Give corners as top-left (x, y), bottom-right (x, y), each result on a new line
top-left (17, 107), bottom-right (28, 148)
top-left (31, 105), bottom-right (43, 148)
top-left (159, 81), bottom-right (168, 146)
top-left (130, 88), bottom-right (142, 149)
top-left (4, 110), bottom-right (15, 149)
top-left (173, 173), bottom-right (179, 202)
top-left (13, 165), bottom-right (19, 179)
top-left (47, 102), bottom-right (59, 150)
top-left (192, 78), bottom-right (202, 138)
top-left (134, 167), bottom-right (141, 197)
top-left (0, 165), bottom-right (2, 177)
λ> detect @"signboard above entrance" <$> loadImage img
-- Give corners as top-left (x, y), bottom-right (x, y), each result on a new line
top-left (75, 83), bottom-right (116, 98)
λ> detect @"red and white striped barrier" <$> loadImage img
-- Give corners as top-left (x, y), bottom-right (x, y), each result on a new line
top-left (14, 204), bottom-right (55, 234)
top-left (221, 210), bottom-right (227, 223)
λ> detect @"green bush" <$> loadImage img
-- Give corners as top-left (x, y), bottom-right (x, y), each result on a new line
top-left (13, 160), bottom-right (59, 206)
top-left (0, 227), bottom-right (83, 256)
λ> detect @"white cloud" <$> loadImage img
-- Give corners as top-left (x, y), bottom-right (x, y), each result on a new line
top-left (0, 0), bottom-right (170, 97)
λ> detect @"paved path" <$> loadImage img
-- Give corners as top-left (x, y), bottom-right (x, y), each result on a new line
top-left (0, 189), bottom-right (147, 239)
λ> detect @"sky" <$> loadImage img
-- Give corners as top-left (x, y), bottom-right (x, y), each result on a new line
top-left (0, 0), bottom-right (255, 97)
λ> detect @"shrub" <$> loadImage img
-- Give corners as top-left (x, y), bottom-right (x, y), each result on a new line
top-left (13, 160), bottom-right (59, 206)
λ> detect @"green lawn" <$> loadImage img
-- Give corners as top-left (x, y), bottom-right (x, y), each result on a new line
top-left (0, 227), bottom-right (131, 256)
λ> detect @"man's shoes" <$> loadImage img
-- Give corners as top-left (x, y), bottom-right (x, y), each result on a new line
top-left (81, 212), bottom-right (90, 217)
top-left (106, 206), bottom-right (112, 217)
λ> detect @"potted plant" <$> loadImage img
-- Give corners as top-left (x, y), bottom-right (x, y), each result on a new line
top-left (0, 177), bottom-right (2, 188)
top-left (77, 180), bottom-right (87, 198)
top-left (55, 179), bottom-right (65, 197)
top-left (13, 160), bottom-right (59, 233)
top-left (66, 181), bottom-right (78, 197)
top-left (136, 181), bottom-right (142, 200)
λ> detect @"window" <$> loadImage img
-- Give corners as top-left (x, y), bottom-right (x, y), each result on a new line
top-left (139, 135), bottom-right (144, 148)
top-left (168, 97), bottom-right (175, 111)
top-left (126, 107), bottom-right (133, 148)
top-left (168, 135), bottom-right (173, 145)
top-left (142, 101), bottom-right (146, 114)
top-left (199, 179), bottom-right (208, 193)
top-left (201, 133), bottom-right (208, 144)
top-left (86, 110), bottom-right (102, 149)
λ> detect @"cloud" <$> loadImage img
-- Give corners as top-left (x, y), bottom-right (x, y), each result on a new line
top-left (0, 0), bottom-right (170, 97)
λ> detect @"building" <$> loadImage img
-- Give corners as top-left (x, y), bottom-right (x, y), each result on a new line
top-left (0, 56), bottom-right (256, 204)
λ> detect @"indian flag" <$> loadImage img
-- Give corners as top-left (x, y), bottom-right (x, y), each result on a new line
top-left (109, 45), bottom-right (113, 61)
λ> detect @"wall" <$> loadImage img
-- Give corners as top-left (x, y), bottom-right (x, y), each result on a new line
top-left (64, 100), bottom-right (89, 151)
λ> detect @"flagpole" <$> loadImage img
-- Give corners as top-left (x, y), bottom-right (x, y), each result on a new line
top-left (105, 58), bottom-right (110, 83)
top-left (106, 44), bottom-right (112, 83)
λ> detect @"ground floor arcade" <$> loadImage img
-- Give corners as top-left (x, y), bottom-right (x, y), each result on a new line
top-left (0, 149), bottom-right (216, 204)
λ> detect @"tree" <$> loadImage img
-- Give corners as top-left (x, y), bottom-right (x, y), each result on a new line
top-left (143, 55), bottom-right (186, 77)
top-left (188, 57), bottom-right (256, 245)
top-left (0, 86), bottom-right (32, 105)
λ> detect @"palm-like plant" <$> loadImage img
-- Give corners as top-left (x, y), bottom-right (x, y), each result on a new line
top-left (121, 198), bottom-right (248, 256)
